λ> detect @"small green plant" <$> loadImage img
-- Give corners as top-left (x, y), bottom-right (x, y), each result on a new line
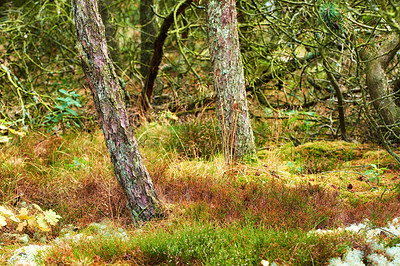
top-left (44, 89), bottom-right (82, 129)
top-left (287, 161), bottom-right (304, 174)
top-left (0, 204), bottom-right (61, 233)
top-left (67, 156), bottom-right (88, 170)
top-left (319, 2), bottom-right (345, 35)
top-left (363, 164), bottom-right (388, 185)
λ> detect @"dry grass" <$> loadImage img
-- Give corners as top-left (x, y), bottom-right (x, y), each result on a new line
top-left (1, 117), bottom-right (400, 264)
top-left (0, 131), bottom-right (130, 227)
top-left (1, 123), bottom-right (400, 228)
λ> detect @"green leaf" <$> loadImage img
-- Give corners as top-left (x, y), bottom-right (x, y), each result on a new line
top-left (65, 108), bottom-right (78, 116)
top-left (59, 89), bottom-right (69, 96)
top-left (369, 176), bottom-right (379, 183)
top-left (363, 170), bottom-right (376, 177)
top-left (56, 97), bottom-right (68, 102)
top-left (55, 104), bottom-right (66, 111)
top-left (70, 99), bottom-right (82, 107)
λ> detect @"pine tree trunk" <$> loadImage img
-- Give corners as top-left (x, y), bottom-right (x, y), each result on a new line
top-left (206, 0), bottom-right (256, 163)
top-left (72, 0), bottom-right (159, 223)
top-left (140, 0), bottom-right (192, 112)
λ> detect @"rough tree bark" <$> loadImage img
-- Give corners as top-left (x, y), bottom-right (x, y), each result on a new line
top-left (72, 0), bottom-right (159, 223)
top-left (361, 34), bottom-right (400, 132)
top-left (206, 0), bottom-right (256, 163)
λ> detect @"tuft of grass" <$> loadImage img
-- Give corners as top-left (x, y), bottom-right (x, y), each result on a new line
top-left (45, 234), bottom-right (138, 265)
top-left (137, 115), bottom-right (221, 159)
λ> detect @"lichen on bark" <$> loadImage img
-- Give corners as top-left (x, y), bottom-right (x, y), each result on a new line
top-left (72, 0), bottom-right (159, 223)
top-left (206, 0), bottom-right (256, 163)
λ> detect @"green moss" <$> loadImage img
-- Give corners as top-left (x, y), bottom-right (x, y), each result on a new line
top-left (281, 141), bottom-right (360, 174)
top-left (362, 150), bottom-right (398, 169)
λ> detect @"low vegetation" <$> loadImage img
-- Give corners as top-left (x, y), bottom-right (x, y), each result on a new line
top-left (2, 114), bottom-right (400, 265)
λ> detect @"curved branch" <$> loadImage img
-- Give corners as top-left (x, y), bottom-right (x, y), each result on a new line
top-left (141, 0), bottom-right (193, 112)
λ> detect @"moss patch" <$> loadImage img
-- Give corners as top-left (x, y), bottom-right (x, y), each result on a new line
top-left (281, 141), bottom-right (361, 174)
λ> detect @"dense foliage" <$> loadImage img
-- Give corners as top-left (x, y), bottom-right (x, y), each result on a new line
top-left (1, 0), bottom-right (400, 158)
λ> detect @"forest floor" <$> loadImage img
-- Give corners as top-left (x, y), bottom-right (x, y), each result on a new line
top-left (2, 115), bottom-right (400, 265)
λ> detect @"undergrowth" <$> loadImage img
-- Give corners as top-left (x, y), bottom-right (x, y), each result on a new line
top-left (1, 117), bottom-right (400, 265)
top-left (137, 115), bottom-right (221, 159)
top-left (43, 222), bottom-right (363, 265)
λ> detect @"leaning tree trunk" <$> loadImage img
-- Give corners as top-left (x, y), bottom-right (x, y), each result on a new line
top-left (361, 34), bottom-right (400, 132)
top-left (72, 0), bottom-right (159, 223)
top-left (206, 0), bottom-right (256, 163)
top-left (323, 60), bottom-right (347, 141)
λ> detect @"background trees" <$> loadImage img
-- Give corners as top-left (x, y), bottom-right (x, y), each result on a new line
top-left (1, 0), bottom-right (400, 160)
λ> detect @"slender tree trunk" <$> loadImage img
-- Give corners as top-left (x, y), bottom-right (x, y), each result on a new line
top-left (139, 0), bottom-right (157, 79)
top-left (72, 0), bottom-right (159, 223)
top-left (99, 0), bottom-right (120, 67)
top-left (361, 34), bottom-right (400, 132)
top-left (323, 60), bottom-right (347, 141)
top-left (141, 0), bottom-right (192, 112)
top-left (206, 0), bottom-right (256, 163)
